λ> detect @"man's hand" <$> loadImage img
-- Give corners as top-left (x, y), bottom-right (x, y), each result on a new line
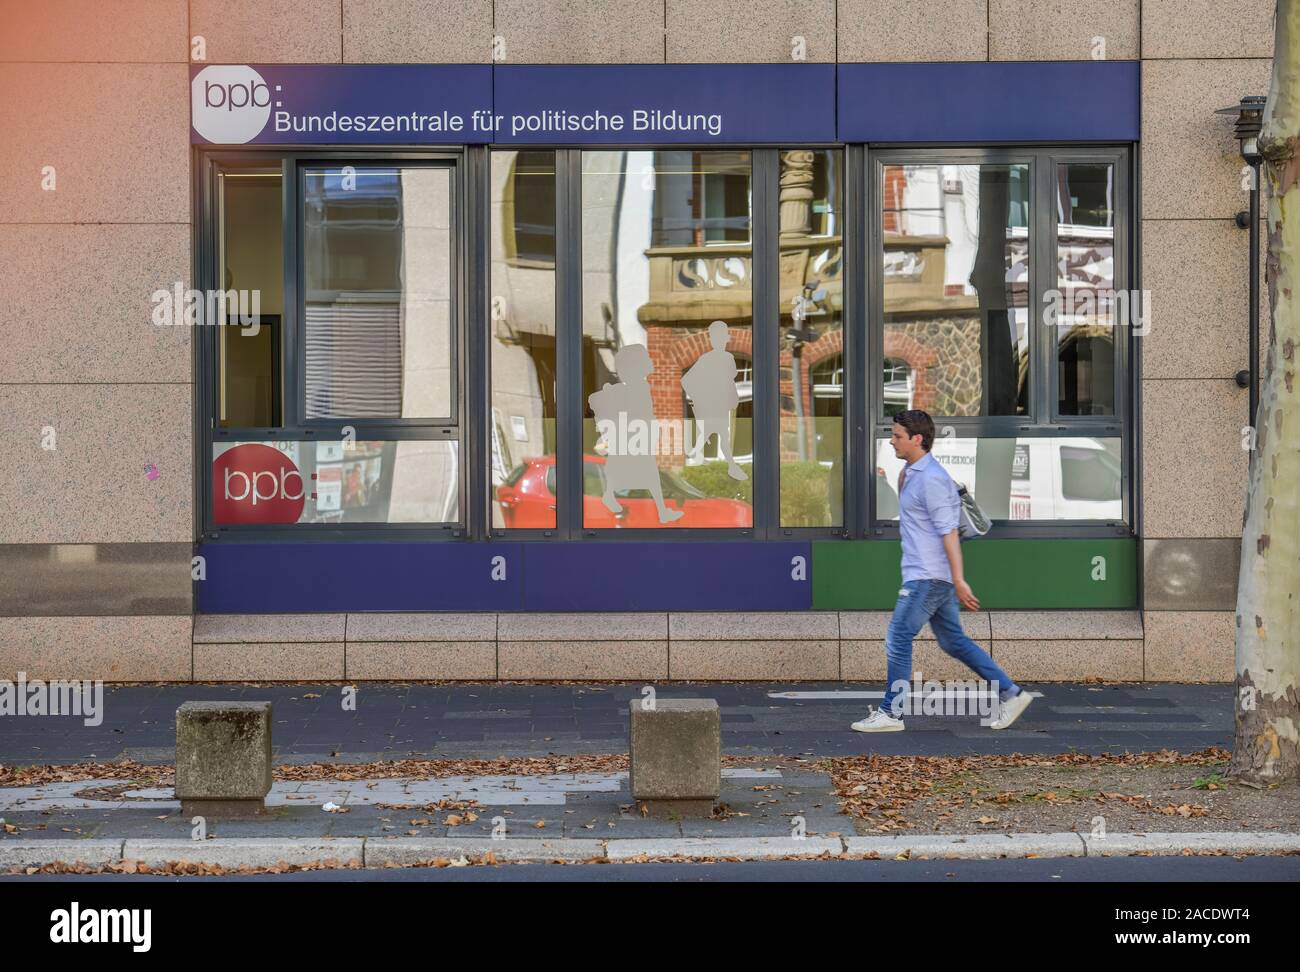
top-left (955, 579), bottom-right (980, 611)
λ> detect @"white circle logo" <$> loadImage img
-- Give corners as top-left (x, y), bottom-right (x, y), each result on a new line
top-left (191, 65), bottom-right (272, 144)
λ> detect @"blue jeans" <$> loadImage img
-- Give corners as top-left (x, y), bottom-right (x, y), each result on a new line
top-left (880, 579), bottom-right (1019, 716)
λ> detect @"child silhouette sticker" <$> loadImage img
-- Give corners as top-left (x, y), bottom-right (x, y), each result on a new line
top-left (682, 321), bottom-right (748, 481)
top-left (588, 344), bottom-right (685, 524)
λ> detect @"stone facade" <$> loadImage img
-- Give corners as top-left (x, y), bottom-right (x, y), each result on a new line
top-left (0, 1), bottom-right (1271, 683)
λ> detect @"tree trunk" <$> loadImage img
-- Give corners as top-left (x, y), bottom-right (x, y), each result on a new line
top-left (1230, 0), bottom-right (1300, 783)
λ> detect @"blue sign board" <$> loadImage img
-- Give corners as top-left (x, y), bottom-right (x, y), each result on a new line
top-left (837, 61), bottom-right (1141, 142)
top-left (492, 63), bottom-right (837, 144)
top-left (190, 64), bottom-right (495, 145)
top-left (191, 61), bottom-right (1139, 147)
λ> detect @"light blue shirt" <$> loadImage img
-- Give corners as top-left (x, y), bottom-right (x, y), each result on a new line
top-left (898, 451), bottom-right (960, 583)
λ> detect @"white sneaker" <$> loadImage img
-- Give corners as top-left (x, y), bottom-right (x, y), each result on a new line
top-left (988, 691), bottom-right (1034, 730)
top-left (850, 708), bottom-right (905, 732)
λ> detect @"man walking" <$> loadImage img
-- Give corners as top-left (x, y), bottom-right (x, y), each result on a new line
top-left (851, 409), bottom-right (1033, 732)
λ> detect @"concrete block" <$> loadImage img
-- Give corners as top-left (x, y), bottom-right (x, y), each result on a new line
top-left (175, 701), bottom-right (272, 813)
top-left (629, 698), bottom-right (721, 805)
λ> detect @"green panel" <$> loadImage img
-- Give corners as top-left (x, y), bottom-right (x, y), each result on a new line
top-left (812, 539), bottom-right (1138, 610)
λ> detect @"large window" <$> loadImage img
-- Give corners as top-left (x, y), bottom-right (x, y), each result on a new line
top-left (873, 148), bottom-right (1129, 527)
top-left (204, 154), bottom-right (462, 531)
top-left (201, 144), bottom-right (1131, 539)
top-left (780, 149), bottom-right (844, 527)
top-left (491, 150), bottom-right (557, 530)
top-left (581, 150), bottom-right (755, 530)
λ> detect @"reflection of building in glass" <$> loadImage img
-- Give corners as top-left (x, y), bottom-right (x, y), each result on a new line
top-left (490, 152), bottom-right (558, 526)
top-left (1055, 163), bottom-right (1116, 416)
top-left (882, 163), bottom-right (1028, 417)
top-left (580, 149), bottom-right (842, 470)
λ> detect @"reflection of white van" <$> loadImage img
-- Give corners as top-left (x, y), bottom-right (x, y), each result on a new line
top-left (876, 436), bottom-right (1122, 522)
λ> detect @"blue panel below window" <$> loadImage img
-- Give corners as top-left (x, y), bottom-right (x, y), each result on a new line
top-left (837, 61), bottom-right (1140, 143)
top-left (521, 542), bottom-right (813, 611)
top-left (196, 543), bottom-right (524, 612)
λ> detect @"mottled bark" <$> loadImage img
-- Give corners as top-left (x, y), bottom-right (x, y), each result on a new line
top-left (1231, 0), bottom-right (1300, 783)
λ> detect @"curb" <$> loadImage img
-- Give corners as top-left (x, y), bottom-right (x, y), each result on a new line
top-left (4, 833), bottom-right (1300, 870)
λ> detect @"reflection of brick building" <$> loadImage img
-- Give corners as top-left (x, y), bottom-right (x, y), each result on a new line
top-left (635, 150), bottom-right (844, 466)
top-left (885, 318), bottom-right (983, 416)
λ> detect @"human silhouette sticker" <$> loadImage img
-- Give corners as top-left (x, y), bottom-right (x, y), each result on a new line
top-left (682, 321), bottom-right (748, 481)
top-left (588, 344), bottom-right (685, 524)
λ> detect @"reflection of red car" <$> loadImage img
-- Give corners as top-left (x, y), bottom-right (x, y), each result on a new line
top-left (496, 455), bottom-right (751, 528)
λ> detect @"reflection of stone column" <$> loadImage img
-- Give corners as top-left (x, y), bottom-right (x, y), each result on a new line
top-left (779, 151), bottom-right (815, 240)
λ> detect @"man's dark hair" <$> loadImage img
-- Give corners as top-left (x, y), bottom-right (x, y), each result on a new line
top-left (893, 409), bottom-right (935, 451)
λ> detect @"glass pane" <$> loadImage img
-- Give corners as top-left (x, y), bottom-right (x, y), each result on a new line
top-left (303, 166), bottom-right (452, 420)
top-left (213, 439), bottom-right (458, 525)
top-left (1056, 162), bottom-right (1116, 416)
top-left (780, 149), bottom-right (843, 526)
top-left (581, 150), bottom-right (754, 529)
top-left (218, 170), bottom-right (282, 428)
top-left (874, 435), bottom-right (1122, 522)
top-left (491, 151), bottom-right (557, 529)
top-left (881, 163), bottom-right (1029, 417)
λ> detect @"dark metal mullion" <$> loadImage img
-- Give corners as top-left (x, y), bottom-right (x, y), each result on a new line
top-left (286, 154), bottom-right (303, 431)
top-left (851, 144), bottom-right (872, 538)
top-left (195, 153), bottom-right (216, 541)
top-left (752, 149), bottom-right (779, 540)
top-left (464, 147), bottom-right (489, 539)
top-left (1112, 149), bottom-right (1133, 531)
top-left (1031, 149), bottom-right (1054, 428)
top-left (558, 149), bottom-right (583, 540)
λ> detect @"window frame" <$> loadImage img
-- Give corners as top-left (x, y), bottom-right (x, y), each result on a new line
top-left (195, 142), bottom-right (1134, 545)
top-left (865, 144), bottom-right (1133, 538)
top-left (196, 147), bottom-right (471, 540)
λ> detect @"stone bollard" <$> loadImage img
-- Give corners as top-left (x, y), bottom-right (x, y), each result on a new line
top-left (629, 698), bottom-right (720, 818)
top-left (175, 701), bottom-right (273, 817)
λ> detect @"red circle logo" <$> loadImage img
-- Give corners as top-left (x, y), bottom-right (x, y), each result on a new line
top-left (213, 444), bottom-right (306, 525)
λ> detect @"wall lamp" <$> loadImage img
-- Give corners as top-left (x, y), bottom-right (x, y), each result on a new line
top-left (1216, 95), bottom-right (1266, 427)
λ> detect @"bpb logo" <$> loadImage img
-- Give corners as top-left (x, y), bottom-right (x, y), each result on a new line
top-left (213, 444), bottom-right (306, 525)
top-left (191, 65), bottom-right (272, 144)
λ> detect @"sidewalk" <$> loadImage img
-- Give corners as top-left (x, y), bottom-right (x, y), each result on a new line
top-left (6, 680), bottom-right (1290, 872)
top-left (0, 681), bottom-right (1233, 765)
